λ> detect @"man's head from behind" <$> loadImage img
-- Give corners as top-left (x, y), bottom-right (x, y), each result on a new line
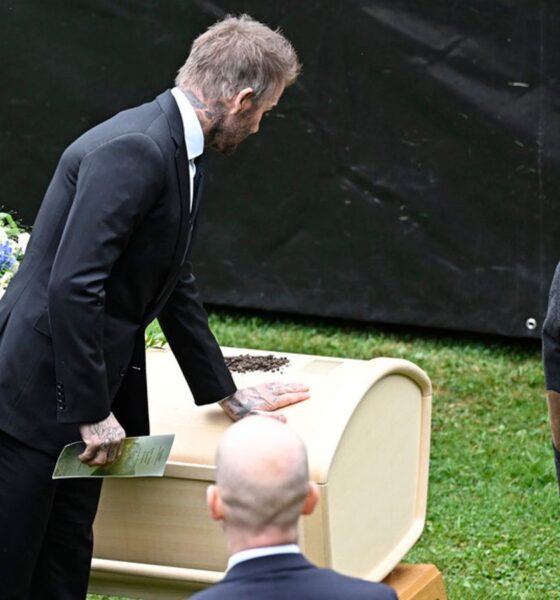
top-left (207, 417), bottom-right (318, 554)
top-left (176, 15), bottom-right (301, 154)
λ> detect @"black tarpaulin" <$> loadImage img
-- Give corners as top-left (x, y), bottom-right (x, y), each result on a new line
top-left (1, 1), bottom-right (558, 337)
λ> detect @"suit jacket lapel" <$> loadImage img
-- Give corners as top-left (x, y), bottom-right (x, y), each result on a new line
top-left (174, 140), bottom-right (193, 257)
top-left (146, 90), bottom-right (193, 320)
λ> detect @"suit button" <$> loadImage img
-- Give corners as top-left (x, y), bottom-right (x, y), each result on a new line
top-left (119, 367), bottom-right (127, 377)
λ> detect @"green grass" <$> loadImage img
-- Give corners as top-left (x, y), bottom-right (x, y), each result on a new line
top-left (90, 310), bottom-right (558, 600)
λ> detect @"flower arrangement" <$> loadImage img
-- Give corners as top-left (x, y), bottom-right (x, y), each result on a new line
top-left (0, 212), bottom-right (30, 299)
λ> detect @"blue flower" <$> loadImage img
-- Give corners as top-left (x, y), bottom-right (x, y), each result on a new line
top-left (0, 240), bottom-right (16, 272)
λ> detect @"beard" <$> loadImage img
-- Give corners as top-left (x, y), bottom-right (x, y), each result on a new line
top-left (206, 111), bottom-right (256, 155)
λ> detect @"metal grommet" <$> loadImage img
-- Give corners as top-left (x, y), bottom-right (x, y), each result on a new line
top-left (525, 317), bottom-right (537, 331)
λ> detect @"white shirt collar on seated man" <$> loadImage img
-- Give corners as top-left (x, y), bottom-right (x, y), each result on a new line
top-left (226, 543), bottom-right (300, 571)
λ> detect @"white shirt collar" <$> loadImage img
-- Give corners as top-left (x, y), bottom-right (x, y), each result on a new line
top-left (227, 544), bottom-right (301, 572)
top-left (170, 87), bottom-right (204, 160)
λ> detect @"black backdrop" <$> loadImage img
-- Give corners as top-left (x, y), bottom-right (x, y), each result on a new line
top-left (1, 1), bottom-right (559, 338)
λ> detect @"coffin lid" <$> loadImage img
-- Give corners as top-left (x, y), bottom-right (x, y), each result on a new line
top-left (147, 347), bottom-right (431, 484)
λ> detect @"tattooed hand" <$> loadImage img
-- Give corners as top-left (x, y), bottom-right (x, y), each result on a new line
top-left (219, 382), bottom-right (310, 423)
top-left (78, 412), bottom-right (126, 466)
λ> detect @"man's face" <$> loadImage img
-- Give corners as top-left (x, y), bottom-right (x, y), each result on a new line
top-left (209, 84), bottom-right (285, 155)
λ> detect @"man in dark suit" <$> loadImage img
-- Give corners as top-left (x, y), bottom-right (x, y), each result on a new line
top-left (0, 15), bottom-right (309, 599)
top-left (543, 261), bottom-right (560, 488)
top-left (190, 417), bottom-right (398, 600)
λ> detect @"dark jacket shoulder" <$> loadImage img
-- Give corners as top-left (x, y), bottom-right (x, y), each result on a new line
top-left (188, 554), bottom-right (398, 600)
top-left (62, 91), bottom-right (177, 168)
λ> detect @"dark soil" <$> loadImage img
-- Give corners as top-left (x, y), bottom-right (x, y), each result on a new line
top-left (225, 354), bottom-right (290, 373)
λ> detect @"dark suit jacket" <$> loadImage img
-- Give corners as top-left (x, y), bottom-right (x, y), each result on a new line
top-left (188, 554), bottom-right (398, 600)
top-left (543, 261), bottom-right (560, 393)
top-left (0, 90), bottom-right (236, 455)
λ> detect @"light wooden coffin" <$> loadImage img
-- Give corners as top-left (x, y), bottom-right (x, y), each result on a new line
top-left (90, 347), bottom-right (432, 599)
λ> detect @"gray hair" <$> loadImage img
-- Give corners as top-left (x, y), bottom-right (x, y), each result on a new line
top-left (176, 14), bottom-right (301, 103)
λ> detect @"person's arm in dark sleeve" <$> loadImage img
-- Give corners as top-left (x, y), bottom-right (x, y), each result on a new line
top-left (158, 264), bottom-right (310, 419)
top-left (158, 263), bottom-right (237, 405)
top-left (48, 133), bottom-right (164, 425)
top-left (542, 261), bottom-right (560, 487)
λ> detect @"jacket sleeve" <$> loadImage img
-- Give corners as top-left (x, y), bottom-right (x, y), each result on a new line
top-left (543, 262), bottom-right (560, 393)
top-left (48, 133), bottom-right (164, 424)
top-left (157, 262), bottom-right (236, 405)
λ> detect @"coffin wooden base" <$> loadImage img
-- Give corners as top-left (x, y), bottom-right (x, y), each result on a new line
top-left (88, 562), bottom-right (447, 600)
top-left (384, 564), bottom-right (447, 600)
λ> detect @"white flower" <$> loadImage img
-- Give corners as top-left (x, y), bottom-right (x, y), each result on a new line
top-left (0, 228), bottom-right (7, 245)
top-left (17, 232), bottom-right (30, 254)
top-left (0, 270), bottom-right (13, 290)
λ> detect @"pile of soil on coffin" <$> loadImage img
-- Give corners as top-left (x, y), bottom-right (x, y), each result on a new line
top-left (224, 354), bottom-right (290, 373)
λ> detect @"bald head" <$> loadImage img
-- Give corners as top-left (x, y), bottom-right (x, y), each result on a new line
top-left (209, 417), bottom-right (316, 545)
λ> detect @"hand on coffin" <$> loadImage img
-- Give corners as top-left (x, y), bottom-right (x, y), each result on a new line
top-left (78, 412), bottom-right (126, 465)
top-left (219, 382), bottom-right (310, 423)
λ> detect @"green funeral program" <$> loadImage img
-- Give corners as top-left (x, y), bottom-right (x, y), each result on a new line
top-left (52, 434), bottom-right (175, 479)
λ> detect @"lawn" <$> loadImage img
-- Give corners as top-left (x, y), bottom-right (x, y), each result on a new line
top-left (89, 309), bottom-right (558, 600)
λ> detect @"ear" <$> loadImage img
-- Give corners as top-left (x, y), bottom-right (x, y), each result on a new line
top-left (206, 484), bottom-right (225, 521)
top-left (229, 87), bottom-right (255, 114)
top-left (302, 481), bottom-right (319, 516)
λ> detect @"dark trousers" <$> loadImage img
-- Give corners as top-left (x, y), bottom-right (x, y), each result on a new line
top-left (0, 430), bottom-right (102, 600)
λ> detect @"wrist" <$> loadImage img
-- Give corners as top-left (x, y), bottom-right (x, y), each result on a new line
top-left (219, 393), bottom-right (253, 421)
